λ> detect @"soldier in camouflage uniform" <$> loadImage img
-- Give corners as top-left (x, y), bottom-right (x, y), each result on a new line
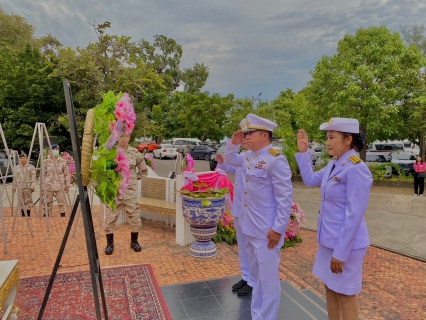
top-left (43, 144), bottom-right (70, 217)
top-left (104, 134), bottom-right (148, 255)
top-left (14, 153), bottom-right (36, 217)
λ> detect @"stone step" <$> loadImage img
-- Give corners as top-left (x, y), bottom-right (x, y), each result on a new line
top-left (280, 281), bottom-right (328, 320)
top-left (301, 288), bottom-right (327, 312)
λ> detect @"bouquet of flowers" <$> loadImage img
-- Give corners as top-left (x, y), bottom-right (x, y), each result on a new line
top-left (283, 202), bottom-right (306, 248)
top-left (90, 91), bottom-right (136, 210)
top-left (144, 153), bottom-right (155, 171)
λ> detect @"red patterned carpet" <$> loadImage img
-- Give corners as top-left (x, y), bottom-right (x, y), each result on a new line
top-left (16, 264), bottom-right (172, 320)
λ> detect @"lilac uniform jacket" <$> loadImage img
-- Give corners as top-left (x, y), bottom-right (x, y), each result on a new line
top-left (295, 149), bottom-right (372, 262)
top-left (224, 141), bottom-right (293, 240)
top-left (217, 160), bottom-right (244, 218)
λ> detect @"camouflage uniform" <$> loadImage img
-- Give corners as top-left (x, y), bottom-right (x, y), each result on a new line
top-left (15, 164), bottom-right (36, 210)
top-left (104, 146), bottom-right (148, 234)
top-left (44, 157), bottom-right (70, 215)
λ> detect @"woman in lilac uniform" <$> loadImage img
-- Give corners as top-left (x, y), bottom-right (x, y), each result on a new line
top-left (295, 118), bottom-right (372, 320)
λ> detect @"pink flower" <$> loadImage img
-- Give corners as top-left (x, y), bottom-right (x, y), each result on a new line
top-left (185, 154), bottom-right (195, 172)
top-left (113, 93), bottom-right (136, 136)
top-left (115, 149), bottom-right (131, 200)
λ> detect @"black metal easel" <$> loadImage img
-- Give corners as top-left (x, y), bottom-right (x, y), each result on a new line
top-left (37, 79), bottom-right (108, 319)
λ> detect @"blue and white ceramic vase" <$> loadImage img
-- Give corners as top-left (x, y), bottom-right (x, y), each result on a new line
top-left (181, 195), bottom-right (226, 258)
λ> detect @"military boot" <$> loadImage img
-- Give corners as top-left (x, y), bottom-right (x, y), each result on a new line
top-left (26, 210), bottom-right (31, 217)
top-left (21, 210), bottom-right (25, 217)
top-left (130, 232), bottom-right (142, 252)
top-left (105, 234), bottom-right (114, 255)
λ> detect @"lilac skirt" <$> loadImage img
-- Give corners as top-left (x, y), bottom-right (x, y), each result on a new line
top-left (313, 244), bottom-right (368, 295)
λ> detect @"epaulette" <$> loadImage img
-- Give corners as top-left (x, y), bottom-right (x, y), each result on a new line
top-left (268, 148), bottom-right (280, 157)
top-left (348, 155), bottom-right (362, 164)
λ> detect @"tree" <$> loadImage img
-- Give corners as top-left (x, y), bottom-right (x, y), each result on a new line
top-left (304, 26), bottom-right (425, 160)
top-left (0, 44), bottom-right (64, 148)
top-left (164, 92), bottom-right (234, 141)
top-left (400, 24), bottom-right (426, 158)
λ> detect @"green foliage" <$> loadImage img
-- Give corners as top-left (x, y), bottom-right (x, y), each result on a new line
top-left (176, 181), bottom-right (230, 199)
top-left (282, 235), bottom-right (303, 249)
top-left (212, 222), bottom-right (237, 245)
top-left (0, 43), bottom-right (65, 149)
top-left (304, 26), bottom-right (426, 160)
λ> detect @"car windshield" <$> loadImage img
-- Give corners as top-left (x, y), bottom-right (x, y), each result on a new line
top-left (161, 144), bottom-right (173, 148)
top-left (391, 152), bottom-right (416, 160)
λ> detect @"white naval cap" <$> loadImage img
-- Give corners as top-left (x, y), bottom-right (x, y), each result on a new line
top-left (319, 117), bottom-right (359, 134)
top-left (243, 114), bottom-right (278, 133)
top-left (239, 119), bottom-right (247, 131)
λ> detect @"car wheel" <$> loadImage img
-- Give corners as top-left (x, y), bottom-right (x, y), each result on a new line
top-left (173, 156), bottom-right (177, 159)
top-left (160, 153), bottom-right (163, 159)
top-left (204, 154), bottom-right (210, 161)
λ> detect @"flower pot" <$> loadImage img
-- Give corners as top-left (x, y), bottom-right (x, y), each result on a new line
top-left (181, 195), bottom-right (226, 258)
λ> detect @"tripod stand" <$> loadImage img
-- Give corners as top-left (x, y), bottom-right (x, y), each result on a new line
top-left (37, 80), bottom-right (108, 319)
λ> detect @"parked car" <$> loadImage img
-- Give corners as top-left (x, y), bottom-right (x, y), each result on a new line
top-left (152, 144), bottom-right (178, 159)
top-left (389, 151), bottom-right (416, 175)
top-left (173, 139), bottom-right (202, 153)
top-left (137, 141), bottom-right (158, 153)
top-left (188, 145), bottom-right (215, 160)
top-left (209, 144), bottom-right (226, 171)
top-left (365, 153), bottom-right (392, 178)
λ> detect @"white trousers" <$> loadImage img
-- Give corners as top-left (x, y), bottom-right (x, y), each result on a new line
top-left (245, 235), bottom-right (283, 320)
top-left (234, 217), bottom-right (254, 286)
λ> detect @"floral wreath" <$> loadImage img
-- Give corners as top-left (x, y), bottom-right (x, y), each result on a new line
top-left (90, 91), bottom-right (136, 210)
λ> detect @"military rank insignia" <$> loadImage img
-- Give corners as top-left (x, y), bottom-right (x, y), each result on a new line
top-left (255, 160), bottom-right (267, 170)
top-left (268, 148), bottom-right (280, 157)
top-left (348, 155), bottom-right (362, 164)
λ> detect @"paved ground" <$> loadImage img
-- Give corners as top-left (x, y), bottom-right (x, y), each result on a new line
top-left (293, 182), bottom-right (426, 261)
top-left (0, 206), bottom-right (425, 320)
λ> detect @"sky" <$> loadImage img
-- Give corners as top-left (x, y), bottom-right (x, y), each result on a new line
top-left (1, 0), bottom-right (426, 101)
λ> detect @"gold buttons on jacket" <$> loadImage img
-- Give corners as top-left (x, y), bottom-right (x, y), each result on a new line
top-left (235, 183), bottom-right (238, 186)
top-left (244, 191), bottom-right (247, 195)
top-left (244, 203), bottom-right (247, 207)
top-left (248, 166), bottom-right (251, 170)
top-left (246, 178), bottom-right (249, 182)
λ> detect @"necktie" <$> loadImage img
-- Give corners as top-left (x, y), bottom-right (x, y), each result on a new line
top-left (328, 163), bottom-right (336, 178)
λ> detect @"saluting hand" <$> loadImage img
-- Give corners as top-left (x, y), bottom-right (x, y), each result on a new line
top-left (267, 229), bottom-right (282, 249)
top-left (216, 153), bottom-right (224, 164)
top-left (296, 130), bottom-right (309, 153)
top-left (330, 257), bottom-right (343, 274)
top-left (231, 131), bottom-right (244, 145)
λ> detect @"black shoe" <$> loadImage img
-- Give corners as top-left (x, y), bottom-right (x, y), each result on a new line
top-left (237, 284), bottom-right (253, 296)
top-left (232, 279), bottom-right (247, 292)
top-left (105, 234), bottom-right (114, 255)
top-left (21, 210), bottom-right (25, 217)
top-left (60, 212), bottom-right (66, 217)
top-left (130, 232), bottom-right (142, 252)
top-left (27, 210), bottom-right (31, 217)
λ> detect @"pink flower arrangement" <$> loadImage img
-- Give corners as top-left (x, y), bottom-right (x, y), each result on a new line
top-left (114, 93), bottom-right (136, 136)
top-left (185, 154), bottom-right (195, 172)
top-left (220, 212), bottom-right (234, 227)
top-left (115, 149), bottom-right (131, 200)
top-left (144, 154), bottom-right (155, 171)
top-left (286, 202), bottom-right (306, 235)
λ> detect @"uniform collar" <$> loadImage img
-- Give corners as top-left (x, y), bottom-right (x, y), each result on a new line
top-left (334, 149), bottom-right (357, 166)
top-left (253, 144), bottom-right (273, 158)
